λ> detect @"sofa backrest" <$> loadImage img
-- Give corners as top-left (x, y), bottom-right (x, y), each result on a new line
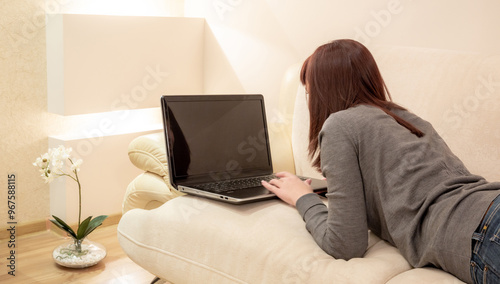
top-left (290, 46), bottom-right (500, 182)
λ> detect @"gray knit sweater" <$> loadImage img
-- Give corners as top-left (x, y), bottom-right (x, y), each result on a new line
top-left (296, 105), bottom-right (500, 283)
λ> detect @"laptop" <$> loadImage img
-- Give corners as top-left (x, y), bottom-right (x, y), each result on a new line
top-left (161, 94), bottom-right (327, 204)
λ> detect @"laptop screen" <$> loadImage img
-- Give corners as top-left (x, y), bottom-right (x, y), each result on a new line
top-left (161, 95), bottom-right (273, 185)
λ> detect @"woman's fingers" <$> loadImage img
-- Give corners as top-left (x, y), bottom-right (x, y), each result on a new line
top-left (261, 173), bottom-right (314, 207)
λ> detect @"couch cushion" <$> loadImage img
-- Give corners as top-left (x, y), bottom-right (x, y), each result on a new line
top-left (118, 195), bottom-right (413, 284)
top-left (373, 47), bottom-right (500, 183)
top-left (386, 267), bottom-right (465, 284)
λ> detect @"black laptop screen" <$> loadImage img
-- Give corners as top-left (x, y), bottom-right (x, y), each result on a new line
top-left (162, 95), bottom-right (273, 184)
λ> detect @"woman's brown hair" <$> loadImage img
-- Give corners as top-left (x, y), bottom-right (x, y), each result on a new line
top-left (300, 39), bottom-right (424, 170)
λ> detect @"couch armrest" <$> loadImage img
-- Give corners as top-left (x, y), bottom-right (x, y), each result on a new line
top-left (128, 132), bottom-right (168, 177)
top-left (122, 172), bottom-right (184, 214)
top-left (125, 132), bottom-right (185, 213)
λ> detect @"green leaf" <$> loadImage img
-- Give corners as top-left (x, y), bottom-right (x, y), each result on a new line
top-left (76, 216), bottom-right (92, 240)
top-left (50, 215), bottom-right (76, 239)
top-left (82, 215), bottom-right (108, 239)
top-left (50, 219), bottom-right (71, 236)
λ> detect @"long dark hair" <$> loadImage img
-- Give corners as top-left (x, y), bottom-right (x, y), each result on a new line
top-left (300, 39), bottom-right (424, 170)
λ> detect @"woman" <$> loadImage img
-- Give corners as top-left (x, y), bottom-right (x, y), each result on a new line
top-left (261, 39), bottom-right (500, 284)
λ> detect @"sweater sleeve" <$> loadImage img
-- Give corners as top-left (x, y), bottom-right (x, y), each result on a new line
top-left (296, 115), bottom-right (368, 260)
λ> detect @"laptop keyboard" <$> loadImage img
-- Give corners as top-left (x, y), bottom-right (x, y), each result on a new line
top-left (197, 175), bottom-right (278, 193)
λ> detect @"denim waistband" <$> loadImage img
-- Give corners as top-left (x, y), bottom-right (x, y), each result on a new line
top-left (472, 194), bottom-right (500, 242)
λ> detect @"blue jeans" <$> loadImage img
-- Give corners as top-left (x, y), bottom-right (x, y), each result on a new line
top-left (471, 194), bottom-right (500, 284)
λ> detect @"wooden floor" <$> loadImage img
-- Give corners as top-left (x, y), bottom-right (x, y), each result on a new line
top-left (0, 224), bottom-right (160, 284)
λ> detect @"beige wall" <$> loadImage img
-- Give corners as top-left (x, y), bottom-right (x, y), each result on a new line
top-left (187, 0), bottom-right (500, 120)
top-left (0, 0), bottom-right (50, 227)
top-left (45, 14), bottom-right (203, 225)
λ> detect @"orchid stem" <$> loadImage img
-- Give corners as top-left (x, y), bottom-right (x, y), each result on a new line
top-left (69, 158), bottom-right (82, 227)
top-left (74, 169), bottom-right (82, 227)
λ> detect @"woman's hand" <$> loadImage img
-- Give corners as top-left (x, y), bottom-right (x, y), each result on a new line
top-left (261, 172), bottom-right (313, 207)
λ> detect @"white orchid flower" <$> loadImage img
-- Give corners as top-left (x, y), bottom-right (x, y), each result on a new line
top-left (70, 159), bottom-right (83, 172)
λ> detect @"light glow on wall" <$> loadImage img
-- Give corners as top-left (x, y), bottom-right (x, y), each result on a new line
top-left (50, 0), bottom-right (184, 17)
top-left (49, 108), bottom-right (163, 141)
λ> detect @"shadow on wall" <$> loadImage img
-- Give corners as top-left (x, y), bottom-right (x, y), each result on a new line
top-left (203, 22), bottom-right (245, 94)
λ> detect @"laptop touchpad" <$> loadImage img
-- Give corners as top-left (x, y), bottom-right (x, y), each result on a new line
top-left (224, 187), bottom-right (274, 198)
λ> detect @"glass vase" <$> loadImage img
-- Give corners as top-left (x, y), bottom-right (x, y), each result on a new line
top-left (53, 238), bottom-right (107, 268)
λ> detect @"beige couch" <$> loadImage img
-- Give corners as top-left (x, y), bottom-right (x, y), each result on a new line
top-left (117, 46), bottom-right (500, 283)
